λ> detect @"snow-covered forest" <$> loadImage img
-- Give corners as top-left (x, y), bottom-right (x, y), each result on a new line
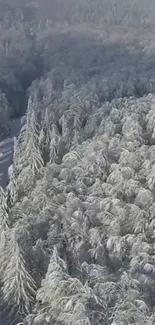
top-left (1, 0), bottom-right (155, 324)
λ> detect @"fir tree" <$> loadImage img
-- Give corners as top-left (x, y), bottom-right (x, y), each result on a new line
top-left (2, 230), bottom-right (37, 318)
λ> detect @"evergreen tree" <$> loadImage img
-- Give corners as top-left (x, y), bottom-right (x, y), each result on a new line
top-left (15, 97), bottom-right (44, 192)
top-left (37, 247), bottom-right (105, 325)
top-left (2, 230), bottom-right (37, 318)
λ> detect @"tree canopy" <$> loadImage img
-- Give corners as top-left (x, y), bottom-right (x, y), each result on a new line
top-left (1, 1), bottom-right (155, 325)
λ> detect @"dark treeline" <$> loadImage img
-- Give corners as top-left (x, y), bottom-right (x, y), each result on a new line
top-left (1, 1), bottom-right (155, 324)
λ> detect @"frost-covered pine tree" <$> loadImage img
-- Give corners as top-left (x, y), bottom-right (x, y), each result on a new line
top-left (71, 113), bottom-right (82, 149)
top-left (0, 186), bottom-right (11, 285)
top-left (2, 229), bottom-right (37, 318)
top-left (111, 272), bottom-right (149, 325)
top-left (49, 124), bottom-right (59, 163)
top-left (0, 185), bottom-right (9, 229)
top-left (36, 246), bottom-right (105, 325)
top-left (39, 106), bottom-right (53, 164)
top-left (6, 163), bottom-right (18, 208)
top-left (15, 96), bottom-right (44, 192)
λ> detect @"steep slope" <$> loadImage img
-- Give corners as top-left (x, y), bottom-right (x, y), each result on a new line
top-left (2, 1), bottom-right (155, 325)
top-left (3, 82), bottom-right (155, 324)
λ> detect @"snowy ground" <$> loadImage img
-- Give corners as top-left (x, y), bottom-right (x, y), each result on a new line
top-left (0, 118), bottom-right (21, 188)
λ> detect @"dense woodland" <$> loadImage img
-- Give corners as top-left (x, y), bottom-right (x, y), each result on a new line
top-left (1, 0), bottom-right (155, 324)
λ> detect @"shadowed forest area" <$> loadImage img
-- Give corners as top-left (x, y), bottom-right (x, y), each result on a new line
top-left (1, 1), bottom-right (155, 324)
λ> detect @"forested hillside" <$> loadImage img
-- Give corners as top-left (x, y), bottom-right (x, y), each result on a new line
top-left (1, 1), bottom-right (155, 324)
